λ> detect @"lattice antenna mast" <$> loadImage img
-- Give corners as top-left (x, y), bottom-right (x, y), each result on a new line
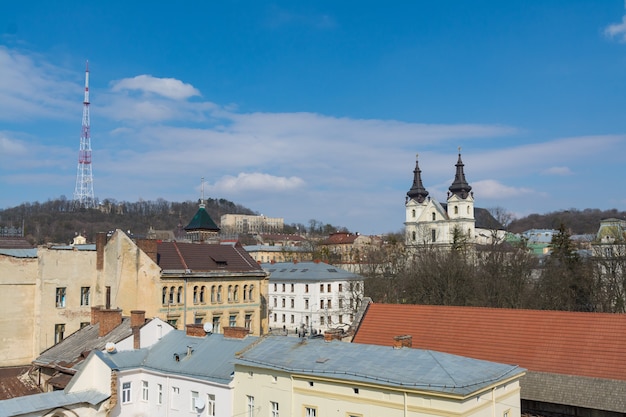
top-left (73, 60), bottom-right (96, 209)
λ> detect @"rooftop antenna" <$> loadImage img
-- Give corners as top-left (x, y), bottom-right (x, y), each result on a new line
top-left (73, 60), bottom-right (96, 209)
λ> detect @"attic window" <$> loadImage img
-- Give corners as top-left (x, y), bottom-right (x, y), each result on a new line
top-left (301, 269), bottom-right (308, 272)
top-left (290, 269), bottom-right (298, 272)
top-left (327, 269), bottom-right (337, 273)
top-left (210, 255), bottom-right (228, 266)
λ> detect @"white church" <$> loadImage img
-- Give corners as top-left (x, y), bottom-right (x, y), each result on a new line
top-left (404, 151), bottom-right (503, 247)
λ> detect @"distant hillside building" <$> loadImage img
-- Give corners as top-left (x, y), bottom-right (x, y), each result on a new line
top-left (405, 152), bottom-right (504, 248)
top-left (220, 214), bottom-right (284, 234)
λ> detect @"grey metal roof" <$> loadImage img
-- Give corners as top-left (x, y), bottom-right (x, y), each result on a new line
top-left (263, 262), bottom-right (362, 282)
top-left (34, 318), bottom-right (133, 370)
top-left (0, 389), bottom-right (108, 417)
top-left (0, 249), bottom-right (37, 258)
top-left (235, 336), bottom-right (524, 396)
top-left (48, 244), bottom-right (96, 251)
top-left (103, 330), bottom-right (259, 385)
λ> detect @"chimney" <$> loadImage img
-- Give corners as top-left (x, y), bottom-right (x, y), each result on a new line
top-left (91, 306), bottom-right (102, 325)
top-left (98, 308), bottom-right (123, 337)
top-left (96, 232), bottom-right (107, 271)
top-left (223, 326), bottom-right (249, 339)
top-left (186, 323), bottom-right (206, 338)
top-left (130, 310), bottom-right (146, 328)
top-left (136, 239), bottom-right (158, 264)
top-left (130, 310), bottom-right (145, 349)
top-left (324, 328), bottom-right (343, 342)
top-left (393, 335), bottom-right (412, 349)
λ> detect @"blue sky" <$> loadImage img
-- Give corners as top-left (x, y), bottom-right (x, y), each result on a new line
top-left (1, 1), bottom-right (626, 234)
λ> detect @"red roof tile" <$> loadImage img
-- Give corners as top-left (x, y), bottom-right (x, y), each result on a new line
top-left (353, 304), bottom-right (626, 381)
top-left (321, 233), bottom-right (358, 245)
top-left (157, 242), bottom-right (262, 272)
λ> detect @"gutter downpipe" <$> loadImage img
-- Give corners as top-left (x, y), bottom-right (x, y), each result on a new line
top-left (404, 391), bottom-right (408, 417)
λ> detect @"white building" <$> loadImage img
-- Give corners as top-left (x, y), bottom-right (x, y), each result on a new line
top-left (263, 261), bottom-right (364, 334)
top-left (405, 152), bottom-right (503, 248)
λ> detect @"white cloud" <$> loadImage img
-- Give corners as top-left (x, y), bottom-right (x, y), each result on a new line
top-left (542, 166), bottom-right (573, 176)
top-left (110, 75), bottom-right (201, 100)
top-left (210, 173), bottom-right (305, 194)
top-left (605, 14), bottom-right (626, 42)
top-left (0, 135), bottom-right (27, 155)
top-left (472, 179), bottom-right (534, 199)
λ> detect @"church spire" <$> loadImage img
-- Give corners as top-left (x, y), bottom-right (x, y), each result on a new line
top-left (406, 153), bottom-right (429, 203)
top-left (448, 148), bottom-right (472, 199)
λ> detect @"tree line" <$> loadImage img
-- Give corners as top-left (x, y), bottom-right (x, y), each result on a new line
top-left (361, 225), bottom-right (626, 313)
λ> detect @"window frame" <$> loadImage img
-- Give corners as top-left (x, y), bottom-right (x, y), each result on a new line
top-left (55, 287), bottom-right (66, 308)
top-left (122, 381), bottom-right (132, 404)
top-left (80, 286), bottom-right (90, 306)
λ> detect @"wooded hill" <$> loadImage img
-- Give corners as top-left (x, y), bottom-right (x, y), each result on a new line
top-left (507, 208), bottom-right (626, 234)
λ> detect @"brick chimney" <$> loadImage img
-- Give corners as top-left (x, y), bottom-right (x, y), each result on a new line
top-left (186, 323), bottom-right (206, 338)
top-left (96, 232), bottom-right (107, 271)
top-left (135, 239), bottom-right (158, 264)
top-left (130, 310), bottom-right (145, 349)
top-left (97, 308), bottom-right (123, 337)
top-left (223, 326), bottom-right (249, 339)
top-left (393, 335), bottom-right (412, 349)
top-left (324, 328), bottom-right (343, 342)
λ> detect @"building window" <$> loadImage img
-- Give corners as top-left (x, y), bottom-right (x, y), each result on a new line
top-left (194, 286), bottom-right (199, 304)
top-left (54, 324), bottom-right (65, 344)
top-left (247, 395), bottom-right (255, 417)
top-left (305, 284), bottom-right (309, 293)
top-left (162, 287), bottom-right (168, 305)
top-left (290, 299), bottom-right (295, 308)
top-left (320, 284), bottom-right (324, 293)
top-left (245, 314), bottom-right (252, 329)
top-left (211, 285), bottom-right (216, 303)
top-left (243, 285), bottom-right (248, 301)
top-left (212, 315), bottom-right (221, 333)
top-left (327, 284), bottom-right (331, 292)
top-left (142, 380), bottom-right (149, 401)
top-left (167, 318), bottom-right (178, 328)
top-left (282, 314), bottom-right (285, 323)
top-left (169, 286), bottom-right (175, 305)
top-left (305, 299), bottom-right (309, 309)
top-left (122, 382), bottom-right (132, 404)
top-left (80, 287), bottom-right (90, 306)
top-left (55, 287), bottom-right (66, 308)
top-left (273, 297), bottom-right (277, 307)
top-left (432, 212), bottom-right (436, 221)
top-left (271, 401), bottom-right (279, 417)
top-left (339, 315), bottom-right (343, 324)
top-left (274, 283), bottom-right (277, 291)
top-left (320, 316), bottom-right (325, 325)
top-left (200, 286), bottom-right (206, 303)
top-left (290, 314), bottom-right (294, 324)
top-left (320, 300), bottom-right (324, 309)
top-left (157, 383), bottom-right (163, 405)
top-left (191, 391), bottom-right (200, 412)
top-left (273, 313), bottom-right (277, 322)
top-left (229, 314), bottom-right (237, 327)
top-left (207, 394), bottom-right (216, 416)
top-left (305, 406), bottom-right (317, 417)
top-left (234, 285), bottom-right (239, 302)
top-left (412, 231), bottom-right (416, 241)
top-left (80, 322), bottom-right (89, 328)
top-left (217, 285), bottom-right (223, 302)
top-left (339, 298), bottom-right (343, 308)
top-left (412, 209), bottom-right (416, 218)
top-left (431, 229), bottom-right (436, 242)
top-left (339, 283), bottom-right (343, 292)
top-left (327, 299), bottom-right (331, 309)
top-left (248, 285), bottom-right (254, 301)
top-left (171, 386), bottom-right (180, 409)
top-left (291, 283), bottom-right (294, 292)
top-left (228, 285), bottom-right (233, 302)
top-left (282, 298), bottom-right (286, 307)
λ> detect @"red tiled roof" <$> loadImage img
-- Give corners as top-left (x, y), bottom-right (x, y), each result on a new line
top-left (321, 233), bottom-right (358, 245)
top-left (157, 242), bottom-right (262, 272)
top-left (353, 304), bottom-right (626, 381)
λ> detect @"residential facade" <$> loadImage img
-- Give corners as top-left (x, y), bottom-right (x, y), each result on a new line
top-left (233, 336), bottom-right (524, 417)
top-left (264, 261), bottom-right (364, 334)
top-left (244, 244), bottom-right (312, 263)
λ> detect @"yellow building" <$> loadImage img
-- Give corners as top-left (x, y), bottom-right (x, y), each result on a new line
top-left (233, 336), bottom-right (524, 417)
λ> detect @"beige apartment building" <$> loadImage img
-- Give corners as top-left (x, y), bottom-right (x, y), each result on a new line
top-left (220, 214), bottom-right (284, 234)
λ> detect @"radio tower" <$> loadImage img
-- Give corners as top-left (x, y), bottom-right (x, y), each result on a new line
top-left (73, 61), bottom-right (96, 209)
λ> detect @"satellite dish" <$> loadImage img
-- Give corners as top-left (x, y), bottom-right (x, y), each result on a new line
top-left (195, 398), bottom-right (205, 411)
top-left (105, 342), bottom-right (117, 353)
top-left (203, 323), bottom-right (213, 333)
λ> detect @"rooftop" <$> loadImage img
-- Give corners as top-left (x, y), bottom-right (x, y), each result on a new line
top-left (262, 261), bottom-right (363, 282)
